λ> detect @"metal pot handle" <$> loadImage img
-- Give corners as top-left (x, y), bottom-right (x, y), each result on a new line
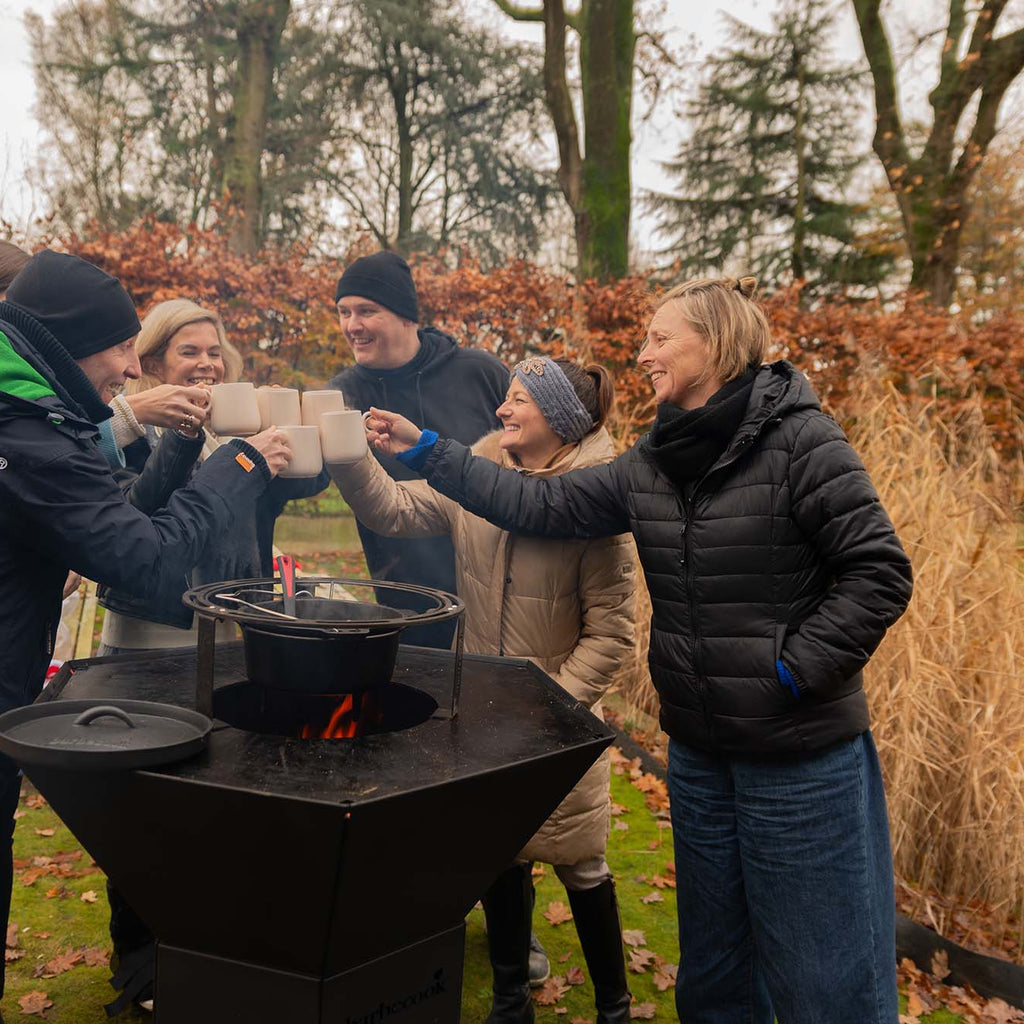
top-left (73, 706), bottom-right (137, 729)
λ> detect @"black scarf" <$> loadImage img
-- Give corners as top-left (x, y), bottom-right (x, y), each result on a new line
top-left (646, 368), bottom-right (757, 485)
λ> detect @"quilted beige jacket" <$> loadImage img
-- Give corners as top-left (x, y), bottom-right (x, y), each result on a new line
top-left (331, 428), bottom-right (636, 865)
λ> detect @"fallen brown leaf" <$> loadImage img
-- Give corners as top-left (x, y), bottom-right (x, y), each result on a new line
top-left (558, 951), bottom-right (573, 963)
top-left (35, 948), bottom-right (84, 979)
top-left (647, 840), bottom-right (661, 850)
top-left (610, 802), bottom-right (629, 816)
top-left (35, 933), bottom-right (50, 940)
top-left (650, 874), bottom-right (676, 890)
top-left (534, 975), bottom-right (571, 1006)
top-left (24, 795), bottom-right (46, 809)
top-left (6, 923), bottom-right (18, 949)
top-left (18, 989), bottom-right (53, 1015)
top-left (641, 892), bottom-right (664, 905)
top-left (627, 948), bottom-right (657, 973)
top-left (569, 1018), bottom-right (593, 1024)
top-left (653, 963), bottom-right (678, 992)
top-left (906, 986), bottom-right (926, 1018)
top-left (82, 948), bottom-right (109, 968)
top-left (43, 886), bottom-right (70, 900)
top-left (13, 810), bottom-right (24, 820)
top-left (630, 1002), bottom-right (657, 1019)
top-left (531, 864), bottom-right (546, 879)
top-left (555, 1009), bottom-right (568, 1016)
top-left (5, 948), bottom-right (25, 962)
top-left (613, 821), bottom-right (629, 832)
top-left (930, 949), bottom-right (950, 982)
top-left (543, 901), bottom-right (574, 927)
top-left (34, 829), bottom-right (55, 838)
top-left (80, 891), bottom-right (98, 904)
top-left (622, 929), bottom-right (647, 948)
top-left (980, 997), bottom-right (1024, 1024)
top-left (566, 966), bottom-right (585, 986)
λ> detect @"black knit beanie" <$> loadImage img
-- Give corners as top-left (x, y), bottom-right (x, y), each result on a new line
top-left (6, 250), bottom-right (141, 359)
top-left (334, 251), bottom-right (419, 322)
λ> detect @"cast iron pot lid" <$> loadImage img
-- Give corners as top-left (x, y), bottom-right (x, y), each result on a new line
top-left (0, 699), bottom-right (212, 772)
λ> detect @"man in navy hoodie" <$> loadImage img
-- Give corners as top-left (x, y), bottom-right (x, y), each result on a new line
top-left (330, 251), bottom-right (508, 649)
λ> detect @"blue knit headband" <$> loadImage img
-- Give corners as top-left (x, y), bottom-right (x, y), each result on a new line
top-left (512, 357), bottom-right (593, 443)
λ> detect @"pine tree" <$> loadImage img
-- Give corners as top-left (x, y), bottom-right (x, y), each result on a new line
top-left (651, 0), bottom-right (888, 293)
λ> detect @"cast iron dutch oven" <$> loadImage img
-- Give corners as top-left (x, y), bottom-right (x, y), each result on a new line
top-left (0, 699), bottom-right (211, 771)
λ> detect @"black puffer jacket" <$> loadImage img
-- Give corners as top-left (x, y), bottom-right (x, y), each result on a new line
top-left (421, 361), bottom-right (913, 756)
top-left (0, 305), bottom-right (271, 713)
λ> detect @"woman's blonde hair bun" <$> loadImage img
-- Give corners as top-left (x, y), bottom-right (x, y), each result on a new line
top-left (735, 276), bottom-right (758, 299)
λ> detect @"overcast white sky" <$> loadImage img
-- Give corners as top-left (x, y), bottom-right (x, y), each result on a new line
top-left (0, 0), bottom-right (965, 241)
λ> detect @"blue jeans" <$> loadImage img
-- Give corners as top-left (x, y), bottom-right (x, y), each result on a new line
top-left (667, 733), bottom-right (897, 1024)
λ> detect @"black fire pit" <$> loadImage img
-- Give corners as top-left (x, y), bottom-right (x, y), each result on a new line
top-left (27, 637), bottom-right (613, 1024)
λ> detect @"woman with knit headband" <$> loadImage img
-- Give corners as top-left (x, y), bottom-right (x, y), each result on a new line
top-left (328, 356), bottom-right (636, 1024)
top-left (364, 277), bottom-right (914, 1024)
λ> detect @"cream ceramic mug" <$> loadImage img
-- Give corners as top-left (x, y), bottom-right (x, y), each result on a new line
top-left (301, 389), bottom-right (346, 428)
top-left (257, 386), bottom-right (302, 429)
top-left (278, 425), bottom-right (323, 478)
top-left (320, 410), bottom-right (372, 464)
top-left (209, 382), bottom-right (261, 437)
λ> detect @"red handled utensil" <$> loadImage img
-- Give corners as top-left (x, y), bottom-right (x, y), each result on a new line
top-left (278, 554), bottom-right (297, 618)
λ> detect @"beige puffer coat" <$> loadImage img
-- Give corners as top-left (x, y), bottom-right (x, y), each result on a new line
top-left (331, 428), bottom-right (636, 865)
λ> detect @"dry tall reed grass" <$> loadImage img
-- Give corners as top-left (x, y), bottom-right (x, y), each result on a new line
top-left (615, 374), bottom-right (1024, 938)
top-left (850, 379), bottom-right (1024, 939)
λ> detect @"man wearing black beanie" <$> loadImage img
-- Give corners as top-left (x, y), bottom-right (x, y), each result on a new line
top-left (0, 250), bottom-right (292, 1009)
top-left (330, 250), bottom-right (508, 649)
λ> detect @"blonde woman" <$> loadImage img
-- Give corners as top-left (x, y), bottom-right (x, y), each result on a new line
top-left (367, 278), bottom-right (914, 1024)
top-left (331, 357), bottom-right (635, 1024)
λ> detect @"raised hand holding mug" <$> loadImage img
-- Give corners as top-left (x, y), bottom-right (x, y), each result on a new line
top-left (277, 425), bottom-right (323, 478)
top-left (364, 407), bottom-right (422, 456)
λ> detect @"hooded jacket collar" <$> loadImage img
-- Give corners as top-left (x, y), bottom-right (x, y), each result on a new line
top-left (705, 360), bottom-right (819, 476)
top-left (346, 326), bottom-right (459, 385)
top-left (0, 301), bottom-right (113, 424)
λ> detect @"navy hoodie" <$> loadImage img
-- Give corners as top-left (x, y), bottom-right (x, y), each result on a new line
top-left (329, 327), bottom-right (507, 646)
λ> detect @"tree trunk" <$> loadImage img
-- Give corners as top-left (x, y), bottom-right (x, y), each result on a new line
top-left (853, 0), bottom-right (1024, 305)
top-left (792, 60), bottom-right (807, 283)
top-left (496, 0), bottom-right (634, 280)
top-left (223, 0), bottom-right (291, 255)
top-left (578, 0), bottom-right (634, 279)
top-left (390, 43), bottom-right (415, 255)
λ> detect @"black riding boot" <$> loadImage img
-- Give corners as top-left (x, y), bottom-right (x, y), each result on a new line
top-left (481, 864), bottom-right (535, 1024)
top-left (567, 879), bottom-right (632, 1024)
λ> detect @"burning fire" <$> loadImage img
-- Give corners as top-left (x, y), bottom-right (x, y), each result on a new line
top-left (300, 690), bottom-right (384, 739)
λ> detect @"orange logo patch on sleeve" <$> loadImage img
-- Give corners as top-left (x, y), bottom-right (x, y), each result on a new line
top-left (234, 452), bottom-right (255, 473)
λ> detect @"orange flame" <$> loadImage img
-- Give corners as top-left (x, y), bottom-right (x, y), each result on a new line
top-left (300, 691), bottom-right (383, 739)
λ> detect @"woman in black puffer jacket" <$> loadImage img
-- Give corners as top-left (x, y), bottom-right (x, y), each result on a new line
top-left (364, 277), bottom-right (912, 1024)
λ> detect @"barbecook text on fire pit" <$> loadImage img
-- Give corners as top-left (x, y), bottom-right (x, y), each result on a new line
top-left (8, 576), bottom-right (613, 1024)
